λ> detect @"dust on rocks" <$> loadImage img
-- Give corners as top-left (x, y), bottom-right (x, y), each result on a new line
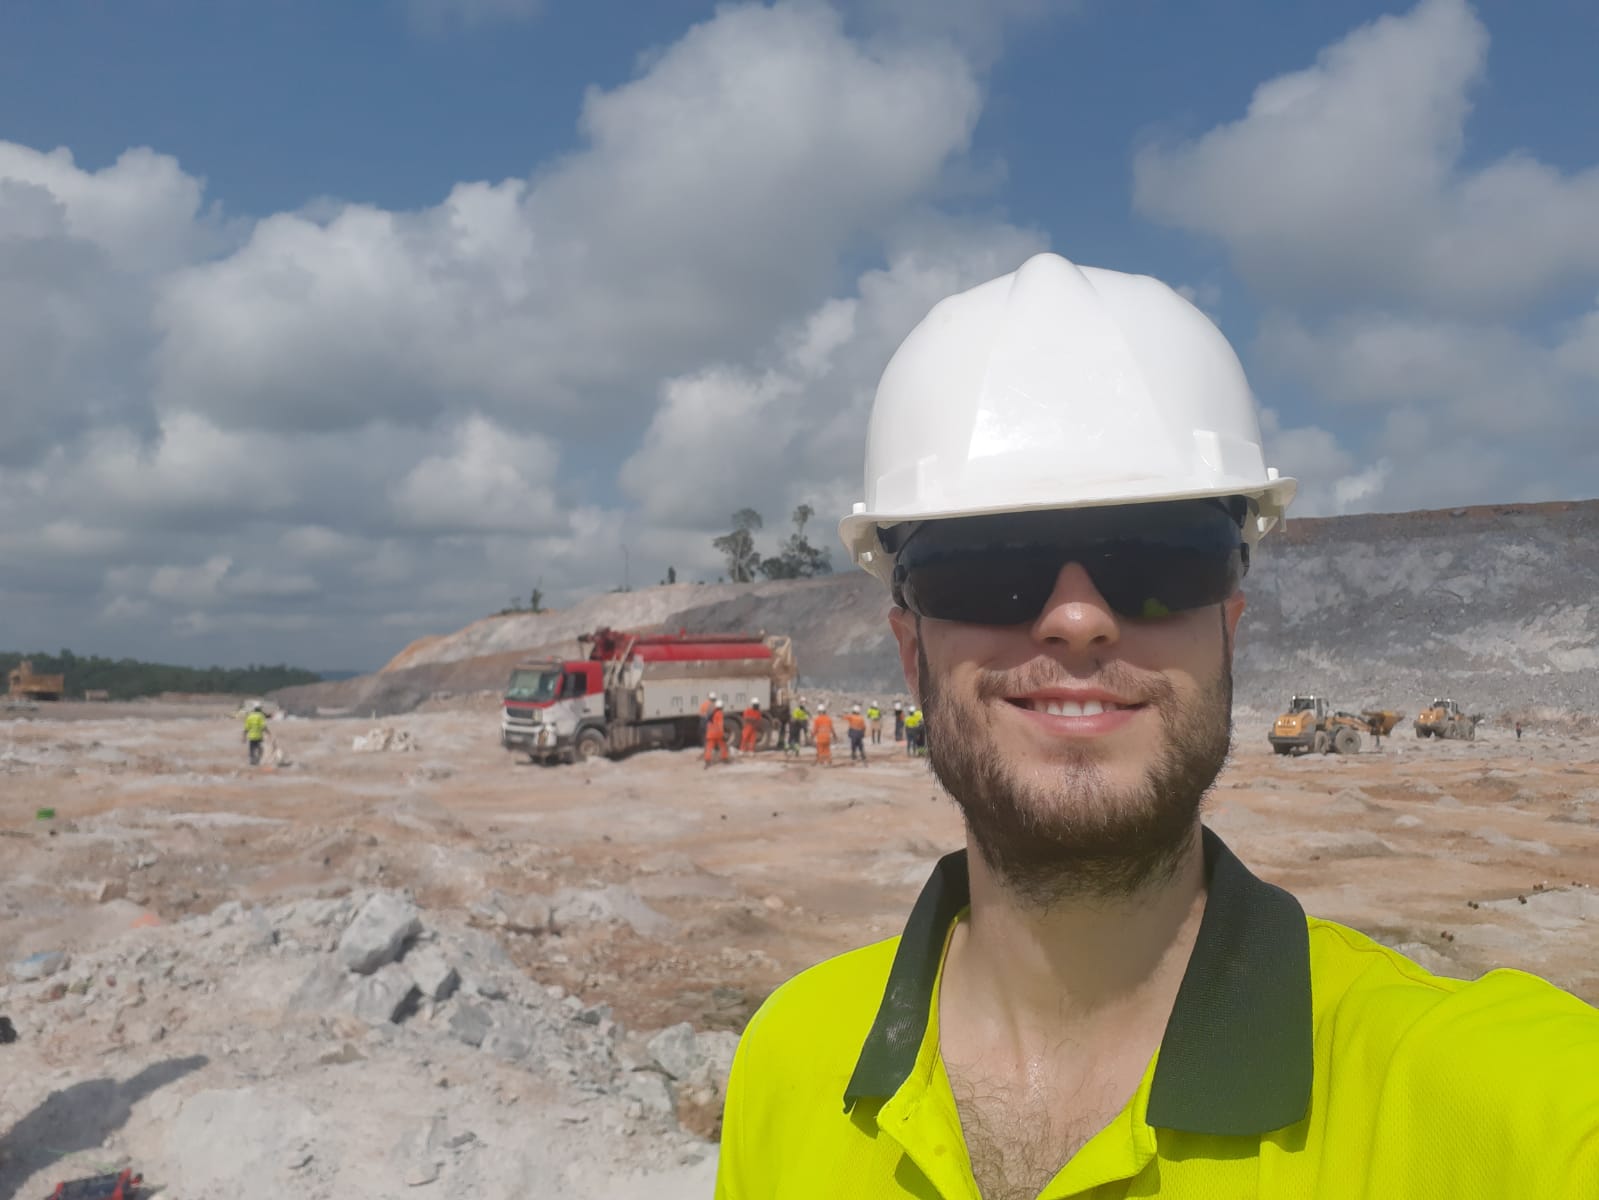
top-left (1, 700), bottom-right (1596, 1196)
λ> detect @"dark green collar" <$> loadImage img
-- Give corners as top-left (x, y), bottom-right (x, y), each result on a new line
top-left (842, 827), bottom-right (1313, 1136)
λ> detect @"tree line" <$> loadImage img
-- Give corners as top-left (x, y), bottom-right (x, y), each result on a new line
top-left (712, 505), bottom-right (833, 582)
top-left (1, 649), bottom-right (322, 700)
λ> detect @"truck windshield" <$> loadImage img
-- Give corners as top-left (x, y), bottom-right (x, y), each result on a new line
top-left (506, 668), bottom-right (561, 702)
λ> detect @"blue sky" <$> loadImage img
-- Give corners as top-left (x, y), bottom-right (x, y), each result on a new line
top-left (3, 0), bottom-right (1597, 670)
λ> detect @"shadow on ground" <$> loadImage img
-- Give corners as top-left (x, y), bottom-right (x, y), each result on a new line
top-left (0, 1055), bottom-right (207, 1193)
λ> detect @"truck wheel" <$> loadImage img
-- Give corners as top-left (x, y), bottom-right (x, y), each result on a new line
top-left (575, 729), bottom-right (608, 762)
top-left (1466, 724), bottom-right (1476, 742)
top-left (1334, 728), bottom-right (1360, 755)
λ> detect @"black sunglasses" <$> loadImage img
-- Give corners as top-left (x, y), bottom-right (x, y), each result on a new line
top-left (890, 501), bottom-right (1248, 626)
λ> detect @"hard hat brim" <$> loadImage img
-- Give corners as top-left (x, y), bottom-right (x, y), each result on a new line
top-left (840, 477), bottom-right (1296, 584)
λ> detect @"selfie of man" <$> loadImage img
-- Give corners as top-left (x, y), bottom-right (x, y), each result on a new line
top-left (714, 253), bottom-right (1599, 1198)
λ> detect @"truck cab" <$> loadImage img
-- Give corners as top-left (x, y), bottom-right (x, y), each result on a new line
top-left (500, 660), bottom-right (606, 759)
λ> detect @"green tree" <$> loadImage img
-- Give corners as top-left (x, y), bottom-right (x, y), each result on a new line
top-left (712, 509), bottom-right (764, 582)
top-left (759, 503), bottom-right (832, 579)
top-left (529, 586), bottom-right (544, 613)
top-left (667, 565), bottom-right (677, 584)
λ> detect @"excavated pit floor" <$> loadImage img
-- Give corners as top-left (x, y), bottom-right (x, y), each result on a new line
top-left (1, 699), bottom-right (1595, 1195)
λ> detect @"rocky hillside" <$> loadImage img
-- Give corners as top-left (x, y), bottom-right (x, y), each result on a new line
top-left (274, 500), bottom-right (1599, 720)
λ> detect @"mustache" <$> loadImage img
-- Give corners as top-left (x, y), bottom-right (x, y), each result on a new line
top-left (971, 658), bottom-right (1175, 708)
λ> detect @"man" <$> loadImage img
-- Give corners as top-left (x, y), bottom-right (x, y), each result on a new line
top-left (790, 697), bottom-right (810, 749)
top-left (715, 253), bottom-right (1598, 1199)
top-left (703, 699), bottom-right (729, 769)
top-left (242, 700), bottom-right (269, 766)
top-left (903, 703), bottom-right (923, 756)
top-left (847, 704), bottom-right (868, 765)
top-left (867, 701), bottom-right (883, 745)
top-left (772, 698), bottom-right (790, 750)
top-left (892, 699), bottom-right (905, 742)
top-left (812, 702), bottom-right (834, 767)
top-left (741, 699), bottom-right (763, 754)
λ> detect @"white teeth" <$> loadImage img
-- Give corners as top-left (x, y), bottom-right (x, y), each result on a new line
top-left (1033, 699), bottom-right (1115, 717)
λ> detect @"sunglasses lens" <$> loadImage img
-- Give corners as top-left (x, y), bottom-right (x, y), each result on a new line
top-left (1084, 544), bottom-right (1243, 619)
top-left (893, 503), bottom-right (1245, 625)
top-left (899, 556), bottom-right (1060, 626)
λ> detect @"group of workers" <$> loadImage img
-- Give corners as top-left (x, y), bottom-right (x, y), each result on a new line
top-left (700, 691), bottom-right (927, 767)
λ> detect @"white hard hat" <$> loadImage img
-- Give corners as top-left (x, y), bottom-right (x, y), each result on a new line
top-left (752, 699), bottom-right (761, 708)
top-left (894, 701), bottom-right (903, 709)
top-left (251, 700), bottom-right (263, 711)
top-left (838, 252), bottom-right (1296, 582)
top-left (709, 691), bottom-right (717, 699)
top-left (852, 704), bottom-right (862, 713)
top-left (818, 703), bottom-right (828, 712)
top-left (715, 699), bottom-right (724, 709)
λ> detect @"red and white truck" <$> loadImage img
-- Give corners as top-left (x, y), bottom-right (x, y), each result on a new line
top-left (500, 626), bottom-right (796, 763)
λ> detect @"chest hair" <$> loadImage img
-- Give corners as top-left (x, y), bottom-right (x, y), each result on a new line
top-left (948, 1066), bottom-right (1126, 1200)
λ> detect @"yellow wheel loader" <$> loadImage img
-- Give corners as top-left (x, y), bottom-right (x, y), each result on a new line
top-left (1269, 696), bottom-right (1404, 756)
top-left (1414, 698), bottom-right (1483, 740)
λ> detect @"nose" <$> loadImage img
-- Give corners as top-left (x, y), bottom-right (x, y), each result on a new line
top-left (1029, 562), bottom-right (1120, 651)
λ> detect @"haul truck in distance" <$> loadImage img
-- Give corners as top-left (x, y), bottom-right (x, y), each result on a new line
top-left (500, 627), bottom-right (797, 764)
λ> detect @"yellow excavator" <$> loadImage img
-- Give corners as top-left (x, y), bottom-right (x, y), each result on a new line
top-left (1269, 695), bottom-right (1404, 756)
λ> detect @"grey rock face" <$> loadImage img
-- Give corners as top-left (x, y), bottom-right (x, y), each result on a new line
top-left (646, 1022), bottom-right (700, 1081)
top-left (351, 963), bottom-right (421, 1025)
top-left (338, 893), bottom-right (422, 974)
top-left (446, 1001), bottom-right (494, 1048)
top-left (9, 950), bottom-right (68, 981)
top-left (406, 946), bottom-right (460, 1001)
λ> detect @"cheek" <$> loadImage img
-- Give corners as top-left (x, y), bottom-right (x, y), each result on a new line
top-left (1138, 618), bottom-right (1225, 690)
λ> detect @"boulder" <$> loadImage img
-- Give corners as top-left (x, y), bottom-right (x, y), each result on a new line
top-left (338, 893), bottom-right (421, 974)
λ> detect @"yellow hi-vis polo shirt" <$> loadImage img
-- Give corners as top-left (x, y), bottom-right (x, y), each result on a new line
top-left (716, 829), bottom-right (1599, 1199)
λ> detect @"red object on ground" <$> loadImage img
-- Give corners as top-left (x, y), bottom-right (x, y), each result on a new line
top-left (47, 1169), bottom-right (143, 1199)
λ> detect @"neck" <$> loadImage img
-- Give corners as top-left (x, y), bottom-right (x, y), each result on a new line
top-left (945, 823), bottom-right (1208, 1045)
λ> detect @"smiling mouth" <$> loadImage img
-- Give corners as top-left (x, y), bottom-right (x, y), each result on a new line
top-left (1008, 698), bottom-right (1141, 717)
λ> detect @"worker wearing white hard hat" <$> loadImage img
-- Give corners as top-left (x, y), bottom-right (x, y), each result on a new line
top-left (847, 704), bottom-right (868, 765)
top-left (866, 700), bottom-right (883, 745)
top-left (740, 697), bottom-right (762, 754)
top-left (716, 253), bottom-right (1594, 1199)
top-left (242, 702), bottom-right (269, 766)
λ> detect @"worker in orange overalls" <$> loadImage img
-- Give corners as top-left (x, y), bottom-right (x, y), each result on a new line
top-left (812, 702), bottom-right (834, 766)
top-left (740, 699), bottom-right (762, 753)
top-left (704, 699), bottom-right (730, 768)
top-left (846, 704), bottom-right (868, 765)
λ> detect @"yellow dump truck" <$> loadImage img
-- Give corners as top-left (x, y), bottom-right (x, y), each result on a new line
top-left (1270, 696), bottom-right (1404, 756)
top-left (1414, 698), bottom-right (1482, 740)
top-left (7, 660), bottom-right (65, 701)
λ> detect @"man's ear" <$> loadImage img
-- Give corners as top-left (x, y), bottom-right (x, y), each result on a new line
top-left (1223, 590), bottom-right (1246, 657)
top-left (888, 606), bottom-right (921, 704)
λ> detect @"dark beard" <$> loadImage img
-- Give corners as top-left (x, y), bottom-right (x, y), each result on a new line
top-left (917, 624), bottom-right (1233, 908)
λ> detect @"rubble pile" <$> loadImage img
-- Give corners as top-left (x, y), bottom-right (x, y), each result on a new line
top-left (0, 890), bottom-right (728, 1197)
top-left (350, 727), bottom-right (420, 753)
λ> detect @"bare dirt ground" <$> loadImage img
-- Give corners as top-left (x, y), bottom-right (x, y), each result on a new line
top-left (1, 698), bottom-right (1595, 1197)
